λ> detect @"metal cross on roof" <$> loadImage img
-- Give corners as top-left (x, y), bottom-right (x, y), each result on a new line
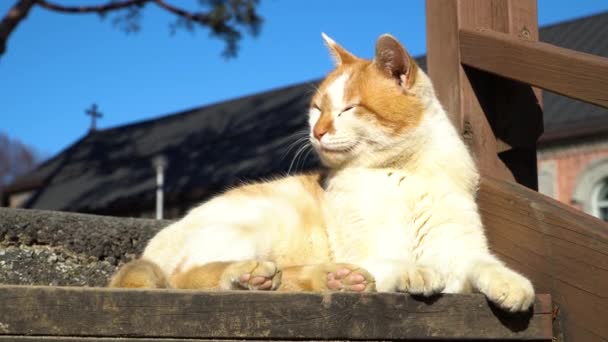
top-left (85, 104), bottom-right (103, 132)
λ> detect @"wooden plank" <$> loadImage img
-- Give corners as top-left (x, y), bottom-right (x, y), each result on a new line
top-left (426, 0), bottom-right (543, 190)
top-left (460, 28), bottom-right (608, 109)
top-left (0, 286), bottom-right (552, 341)
top-left (479, 176), bottom-right (608, 341)
top-left (425, 0), bottom-right (461, 129)
top-left (426, 0), bottom-right (514, 184)
top-left (1, 338), bottom-right (556, 342)
top-left (0, 338), bottom-right (359, 342)
top-left (0, 338), bottom-right (211, 342)
top-left (459, 0), bottom-right (542, 191)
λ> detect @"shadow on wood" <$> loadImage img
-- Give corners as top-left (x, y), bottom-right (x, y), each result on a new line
top-left (479, 177), bottom-right (608, 341)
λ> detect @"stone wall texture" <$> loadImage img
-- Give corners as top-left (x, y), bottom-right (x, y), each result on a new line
top-left (0, 208), bottom-right (170, 287)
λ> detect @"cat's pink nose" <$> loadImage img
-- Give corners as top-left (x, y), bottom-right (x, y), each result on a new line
top-left (313, 126), bottom-right (328, 140)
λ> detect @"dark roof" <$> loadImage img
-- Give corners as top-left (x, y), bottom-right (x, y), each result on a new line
top-left (538, 11), bottom-right (608, 143)
top-left (6, 12), bottom-right (608, 214)
top-left (9, 82), bottom-right (322, 214)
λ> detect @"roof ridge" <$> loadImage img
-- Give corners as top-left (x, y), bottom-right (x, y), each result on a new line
top-left (99, 78), bottom-right (322, 134)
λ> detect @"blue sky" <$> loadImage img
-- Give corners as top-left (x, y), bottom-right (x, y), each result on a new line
top-left (1, 0), bottom-right (606, 158)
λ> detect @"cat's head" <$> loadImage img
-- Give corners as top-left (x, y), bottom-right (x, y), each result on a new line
top-left (309, 33), bottom-right (432, 169)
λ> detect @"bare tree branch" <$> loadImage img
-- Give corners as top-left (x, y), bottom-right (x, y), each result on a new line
top-left (0, 0), bottom-right (262, 58)
top-left (153, 0), bottom-right (212, 24)
top-left (0, 0), bottom-right (37, 56)
top-left (35, 0), bottom-right (151, 14)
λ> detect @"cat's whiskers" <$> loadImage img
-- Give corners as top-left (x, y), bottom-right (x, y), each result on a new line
top-left (293, 145), bottom-right (314, 174)
top-left (300, 145), bottom-right (315, 169)
top-left (282, 135), bottom-right (309, 159)
top-left (280, 131), bottom-right (311, 162)
top-left (287, 142), bottom-right (312, 175)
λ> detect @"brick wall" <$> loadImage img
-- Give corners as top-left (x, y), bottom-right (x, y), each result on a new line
top-left (538, 139), bottom-right (608, 215)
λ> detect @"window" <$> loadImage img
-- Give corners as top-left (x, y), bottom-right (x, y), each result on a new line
top-left (592, 180), bottom-right (608, 221)
top-left (572, 158), bottom-right (608, 219)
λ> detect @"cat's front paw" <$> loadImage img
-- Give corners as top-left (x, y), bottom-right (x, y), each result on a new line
top-left (477, 266), bottom-right (535, 312)
top-left (397, 265), bottom-right (445, 296)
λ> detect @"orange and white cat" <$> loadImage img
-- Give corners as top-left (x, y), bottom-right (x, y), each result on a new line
top-left (110, 33), bottom-right (534, 312)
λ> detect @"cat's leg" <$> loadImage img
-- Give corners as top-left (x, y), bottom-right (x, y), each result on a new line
top-left (109, 259), bottom-right (169, 288)
top-left (278, 263), bottom-right (376, 292)
top-left (411, 237), bottom-right (534, 311)
top-left (467, 255), bottom-right (535, 312)
top-left (172, 260), bottom-right (282, 290)
top-left (412, 235), bottom-right (534, 311)
top-left (412, 220), bottom-right (534, 311)
top-left (414, 226), bottom-right (534, 311)
top-left (361, 260), bottom-right (445, 295)
top-left (395, 264), bottom-right (445, 296)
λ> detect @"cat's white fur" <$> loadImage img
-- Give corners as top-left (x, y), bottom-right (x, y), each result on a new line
top-left (323, 71), bottom-right (490, 290)
top-left (140, 34), bottom-right (534, 312)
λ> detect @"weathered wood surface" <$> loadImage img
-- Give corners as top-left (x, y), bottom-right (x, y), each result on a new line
top-left (426, 0), bottom-right (543, 190)
top-left (0, 338), bottom-right (213, 342)
top-left (479, 177), bottom-right (608, 342)
top-left (0, 285), bottom-right (551, 341)
top-left (460, 28), bottom-right (608, 109)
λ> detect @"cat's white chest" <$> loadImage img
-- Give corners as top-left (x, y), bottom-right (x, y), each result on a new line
top-left (324, 169), bottom-right (424, 263)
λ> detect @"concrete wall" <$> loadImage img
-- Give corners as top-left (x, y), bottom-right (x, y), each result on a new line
top-left (0, 208), bottom-right (170, 286)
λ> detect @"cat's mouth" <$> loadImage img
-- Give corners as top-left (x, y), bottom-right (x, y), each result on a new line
top-left (319, 142), bottom-right (358, 154)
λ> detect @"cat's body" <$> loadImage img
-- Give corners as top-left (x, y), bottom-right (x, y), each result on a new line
top-left (111, 33), bottom-right (534, 312)
top-left (144, 173), bottom-right (331, 275)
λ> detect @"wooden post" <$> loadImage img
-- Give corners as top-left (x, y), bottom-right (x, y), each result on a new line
top-left (426, 0), bottom-right (543, 189)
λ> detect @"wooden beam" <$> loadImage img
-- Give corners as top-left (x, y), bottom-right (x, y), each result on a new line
top-left (426, 0), bottom-right (543, 189)
top-left (0, 338), bottom-right (212, 342)
top-left (460, 28), bottom-right (608, 109)
top-left (0, 286), bottom-right (552, 341)
top-left (479, 176), bottom-right (608, 341)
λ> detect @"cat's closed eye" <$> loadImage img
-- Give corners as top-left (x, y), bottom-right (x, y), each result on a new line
top-left (339, 105), bottom-right (357, 116)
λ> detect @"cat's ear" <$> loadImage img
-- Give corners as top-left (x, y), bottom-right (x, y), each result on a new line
top-left (374, 34), bottom-right (417, 91)
top-left (322, 32), bottom-right (357, 66)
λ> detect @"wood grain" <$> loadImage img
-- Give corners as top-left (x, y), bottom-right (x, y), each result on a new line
top-left (479, 177), bottom-right (608, 341)
top-left (0, 286), bottom-right (551, 341)
top-left (460, 28), bottom-right (608, 109)
top-left (426, 0), bottom-right (543, 189)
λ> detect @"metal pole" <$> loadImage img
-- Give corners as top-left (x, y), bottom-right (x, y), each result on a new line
top-left (156, 165), bottom-right (164, 220)
top-left (152, 155), bottom-right (168, 220)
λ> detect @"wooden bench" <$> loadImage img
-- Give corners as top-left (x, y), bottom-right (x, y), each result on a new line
top-left (0, 285), bottom-right (552, 341)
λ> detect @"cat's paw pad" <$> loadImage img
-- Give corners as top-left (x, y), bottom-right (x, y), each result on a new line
top-left (483, 272), bottom-right (534, 312)
top-left (233, 260), bottom-right (282, 291)
top-left (397, 266), bottom-right (445, 296)
top-left (324, 263), bottom-right (376, 292)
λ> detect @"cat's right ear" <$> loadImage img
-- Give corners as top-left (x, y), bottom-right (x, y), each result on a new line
top-left (321, 32), bottom-right (357, 66)
top-left (374, 34), bottom-right (417, 91)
